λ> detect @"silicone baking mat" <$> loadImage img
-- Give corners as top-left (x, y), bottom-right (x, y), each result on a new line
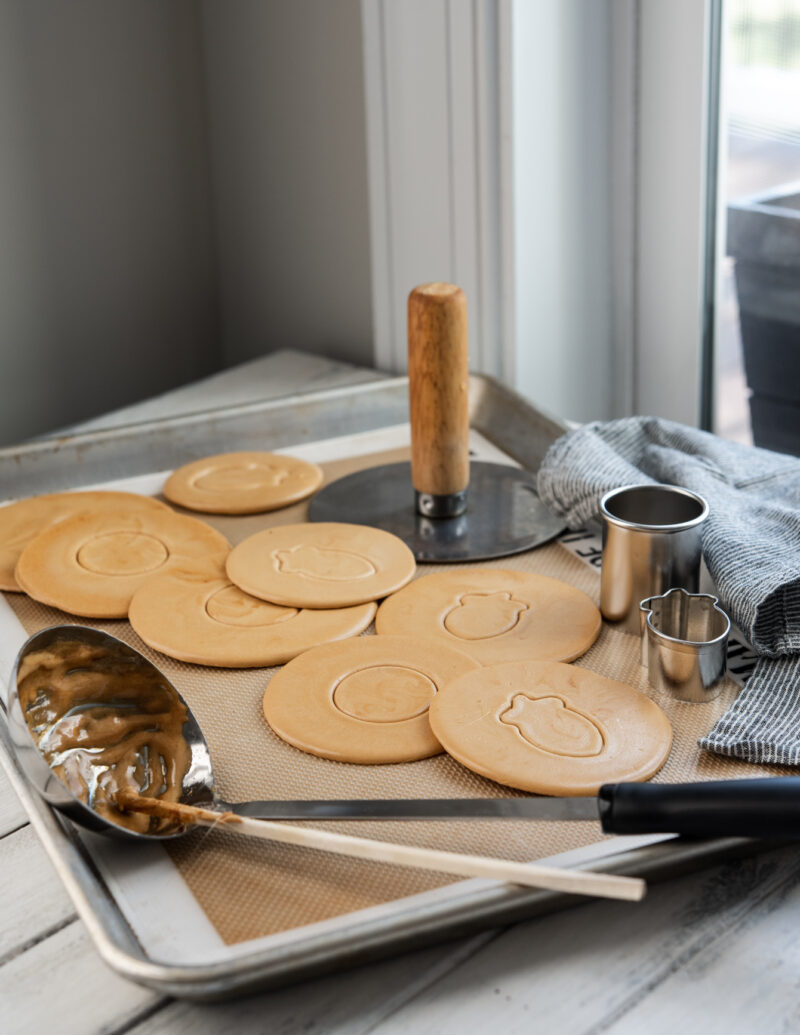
top-left (5, 442), bottom-right (787, 949)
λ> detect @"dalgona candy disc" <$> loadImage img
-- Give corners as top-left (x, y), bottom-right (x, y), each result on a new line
top-left (164, 451), bottom-right (323, 515)
top-left (263, 635), bottom-right (479, 763)
top-left (129, 556), bottom-right (376, 667)
top-left (226, 522), bottom-right (416, 608)
top-left (16, 509), bottom-right (230, 618)
top-left (0, 490), bottom-right (172, 592)
top-left (429, 659), bottom-right (673, 795)
top-left (376, 569), bottom-right (601, 665)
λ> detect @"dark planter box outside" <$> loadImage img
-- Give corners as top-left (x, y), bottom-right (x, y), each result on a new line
top-left (727, 183), bottom-right (800, 455)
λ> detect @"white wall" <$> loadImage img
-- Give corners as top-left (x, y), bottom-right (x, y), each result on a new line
top-left (200, 0), bottom-right (374, 369)
top-left (360, 0), bottom-right (512, 381)
top-left (0, 1), bottom-right (219, 444)
top-left (0, 0), bottom-right (637, 446)
top-left (0, 0), bottom-right (375, 445)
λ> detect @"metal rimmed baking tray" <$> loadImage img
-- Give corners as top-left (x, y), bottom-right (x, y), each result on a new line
top-left (0, 374), bottom-right (765, 1001)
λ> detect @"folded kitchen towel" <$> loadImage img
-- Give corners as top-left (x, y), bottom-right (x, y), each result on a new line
top-left (537, 416), bottom-right (800, 764)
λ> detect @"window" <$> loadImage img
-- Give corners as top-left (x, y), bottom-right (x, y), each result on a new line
top-left (715, 0), bottom-right (800, 454)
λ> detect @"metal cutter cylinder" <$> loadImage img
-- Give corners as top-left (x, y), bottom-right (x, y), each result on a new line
top-left (639, 588), bottom-right (731, 703)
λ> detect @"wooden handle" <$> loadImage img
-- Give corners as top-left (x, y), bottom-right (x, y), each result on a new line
top-left (120, 794), bottom-right (645, 903)
top-left (408, 283), bottom-right (470, 500)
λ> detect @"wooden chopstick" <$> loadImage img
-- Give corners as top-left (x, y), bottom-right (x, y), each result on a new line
top-left (118, 792), bottom-right (646, 903)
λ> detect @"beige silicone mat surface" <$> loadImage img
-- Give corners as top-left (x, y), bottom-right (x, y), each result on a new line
top-left (6, 447), bottom-right (790, 946)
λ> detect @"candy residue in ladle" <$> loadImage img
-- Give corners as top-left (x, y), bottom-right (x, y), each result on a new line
top-left (17, 638), bottom-right (192, 835)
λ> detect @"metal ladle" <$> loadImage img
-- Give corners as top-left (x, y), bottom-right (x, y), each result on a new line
top-left (10, 625), bottom-right (800, 865)
top-left (7, 625), bottom-right (217, 842)
top-left (5, 624), bottom-right (645, 901)
top-left (8, 624), bottom-right (604, 840)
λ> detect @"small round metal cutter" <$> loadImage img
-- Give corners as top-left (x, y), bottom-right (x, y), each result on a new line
top-left (639, 588), bottom-right (731, 703)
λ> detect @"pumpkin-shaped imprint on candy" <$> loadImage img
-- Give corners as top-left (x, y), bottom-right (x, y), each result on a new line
top-left (444, 592), bottom-right (529, 640)
top-left (273, 544), bottom-right (377, 582)
top-left (500, 694), bottom-right (604, 757)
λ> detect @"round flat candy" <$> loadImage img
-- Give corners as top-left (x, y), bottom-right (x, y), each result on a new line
top-left (429, 659), bottom-right (673, 795)
top-left (264, 636), bottom-right (479, 763)
top-left (376, 569), bottom-right (601, 665)
top-left (129, 556), bottom-right (376, 667)
top-left (163, 451), bottom-right (323, 515)
top-left (15, 509), bottom-right (230, 618)
top-left (0, 491), bottom-right (171, 592)
top-left (226, 522), bottom-right (416, 608)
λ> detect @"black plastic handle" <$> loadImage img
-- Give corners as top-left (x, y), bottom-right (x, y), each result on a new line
top-left (598, 778), bottom-right (800, 839)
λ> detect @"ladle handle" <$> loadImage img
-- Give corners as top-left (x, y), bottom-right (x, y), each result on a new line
top-left (230, 814), bottom-right (643, 901)
top-left (119, 793), bottom-right (643, 901)
top-left (408, 283), bottom-right (470, 517)
top-left (599, 778), bottom-right (800, 839)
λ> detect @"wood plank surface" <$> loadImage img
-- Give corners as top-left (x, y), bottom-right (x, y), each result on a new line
top-left (4, 353), bottom-right (800, 1035)
top-left (127, 933), bottom-right (497, 1035)
top-left (3, 921), bottom-right (162, 1035)
top-left (0, 824), bottom-right (76, 964)
top-left (120, 847), bottom-right (800, 1035)
top-left (359, 850), bottom-right (800, 1034)
top-left (602, 851), bottom-right (800, 1035)
top-left (0, 763), bottom-right (27, 837)
top-left (8, 846), bottom-right (800, 1035)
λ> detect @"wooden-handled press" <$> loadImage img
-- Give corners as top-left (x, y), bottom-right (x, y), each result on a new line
top-left (408, 283), bottom-right (470, 517)
top-left (309, 283), bottom-right (565, 561)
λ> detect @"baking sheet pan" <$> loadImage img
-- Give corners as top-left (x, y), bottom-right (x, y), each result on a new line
top-left (0, 375), bottom-right (771, 1000)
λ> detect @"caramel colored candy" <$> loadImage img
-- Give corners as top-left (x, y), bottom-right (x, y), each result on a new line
top-left (16, 509), bottom-right (230, 618)
top-left (129, 556), bottom-right (376, 668)
top-left (376, 569), bottom-right (601, 665)
top-left (429, 659), bottom-right (673, 795)
top-left (227, 522), bottom-right (416, 608)
top-left (264, 635), bottom-right (479, 763)
top-left (0, 491), bottom-right (171, 592)
top-left (164, 451), bottom-right (323, 515)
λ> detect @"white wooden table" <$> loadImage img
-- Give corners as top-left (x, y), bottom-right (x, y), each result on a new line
top-left (4, 351), bottom-right (800, 1035)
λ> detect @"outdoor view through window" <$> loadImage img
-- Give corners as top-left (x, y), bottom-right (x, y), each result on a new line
top-left (716, 0), bottom-right (800, 455)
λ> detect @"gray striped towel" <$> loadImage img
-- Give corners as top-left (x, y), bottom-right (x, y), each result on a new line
top-left (537, 416), bottom-right (800, 764)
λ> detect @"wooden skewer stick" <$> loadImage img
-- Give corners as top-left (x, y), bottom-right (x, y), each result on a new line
top-left (118, 792), bottom-right (645, 903)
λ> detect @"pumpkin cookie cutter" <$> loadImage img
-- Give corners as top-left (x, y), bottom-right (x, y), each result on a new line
top-left (639, 588), bottom-right (731, 703)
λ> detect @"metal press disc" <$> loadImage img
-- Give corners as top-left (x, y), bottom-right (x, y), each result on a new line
top-left (308, 461), bottom-right (566, 563)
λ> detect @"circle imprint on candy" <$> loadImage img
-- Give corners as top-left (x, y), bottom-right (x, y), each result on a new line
top-left (163, 451), bottom-right (323, 514)
top-left (332, 666), bottom-right (436, 722)
top-left (0, 490), bottom-right (172, 592)
top-left (263, 635), bottom-right (480, 763)
top-left (128, 557), bottom-right (376, 668)
top-left (376, 568), bottom-right (601, 664)
top-left (77, 532), bottom-right (169, 575)
top-left (226, 522), bottom-right (416, 608)
top-left (428, 659), bottom-right (673, 795)
top-left (15, 509), bottom-right (230, 619)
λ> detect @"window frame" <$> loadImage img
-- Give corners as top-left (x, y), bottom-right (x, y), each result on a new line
top-left (361, 0), bottom-right (720, 427)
